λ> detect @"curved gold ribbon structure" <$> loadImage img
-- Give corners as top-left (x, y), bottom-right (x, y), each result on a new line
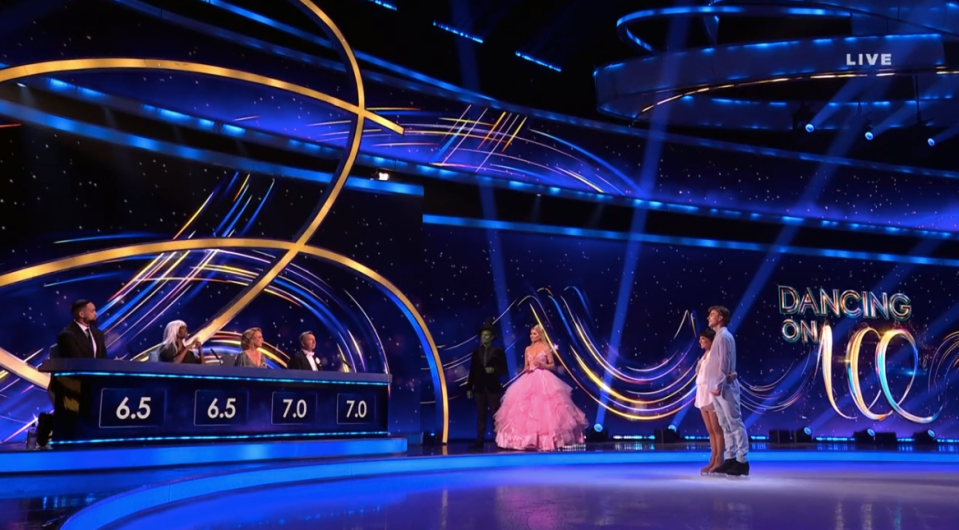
top-left (0, 0), bottom-right (450, 443)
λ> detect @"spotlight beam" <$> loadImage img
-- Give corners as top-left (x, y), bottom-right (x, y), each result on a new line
top-left (600, 15), bottom-right (691, 427)
top-left (479, 184), bottom-right (518, 376)
top-left (725, 76), bottom-right (895, 338)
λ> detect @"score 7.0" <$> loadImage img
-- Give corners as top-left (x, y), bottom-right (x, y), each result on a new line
top-left (337, 393), bottom-right (374, 424)
top-left (345, 399), bottom-right (368, 419)
top-left (282, 398), bottom-right (308, 419)
top-left (271, 392), bottom-right (315, 424)
top-left (116, 396), bottom-right (152, 420)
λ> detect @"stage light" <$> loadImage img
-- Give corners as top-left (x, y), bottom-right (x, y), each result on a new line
top-left (375, 171), bottom-right (390, 181)
top-left (791, 103), bottom-right (814, 132)
top-left (927, 138), bottom-right (935, 147)
top-left (853, 428), bottom-right (876, 444)
top-left (794, 426), bottom-right (813, 444)
top-left (914, 429), bottom-right (937, 445)
top-left (585, 423), bottom-right (608, 443)
top-left (864, 131), bottom-right (874, 140)
top-left (16, 83), bottom-right (25, 88)
top-left (654, 426), bottom-right (681, 444)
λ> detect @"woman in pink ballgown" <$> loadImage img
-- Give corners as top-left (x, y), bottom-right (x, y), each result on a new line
top-left (494, 325), bottom-right (588, 451)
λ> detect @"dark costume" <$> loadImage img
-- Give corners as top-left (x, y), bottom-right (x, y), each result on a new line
top-left (467, 318), bottom-right (508, 446)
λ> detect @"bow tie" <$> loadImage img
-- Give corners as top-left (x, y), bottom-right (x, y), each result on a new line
top-left (304, 351), bottom-right (314, 356)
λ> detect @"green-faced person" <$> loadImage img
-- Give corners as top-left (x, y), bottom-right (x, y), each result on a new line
top-left (466, 317), bottom-right (507, 449)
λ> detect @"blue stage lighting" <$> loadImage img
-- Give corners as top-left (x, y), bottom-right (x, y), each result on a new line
top-left (864, 131), bottom-right (874, 140)
top-left (804, 427), bottom-right (812, 436)
top-left (804, 123), bottom-right (814, 133)
top-left (927, 138), bottom-right (936, 146)
top-left (515, 52), bottom-right (562, 72)
top-left (667, 424), bottom-right (677, 432)
top-left (867, 428), bottom-right (876, 437)
top-left (432, 22), bottom-right (483, 43)
top-left (365, 0), bottom-right (397, 9)
top-left (914, 429), bottom-right (938, 445)
top-left (585, 423), bottom-right (608, 443)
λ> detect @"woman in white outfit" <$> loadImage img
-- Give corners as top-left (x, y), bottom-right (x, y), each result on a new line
top-left (695, 328), bottom-right (736, 473)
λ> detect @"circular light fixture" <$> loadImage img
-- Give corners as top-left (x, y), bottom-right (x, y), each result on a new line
top-left (804, 123), bottom-right (814, 133)
top-left (927, 138), bottom-right (936, 147)
top-left (593, 423), bottom-right (604, 432)
top-left (864, 131), bottom-right (874, 141)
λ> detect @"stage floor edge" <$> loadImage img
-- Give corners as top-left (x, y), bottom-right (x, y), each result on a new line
top-left (0, 437), bottom-right (408, 475)
top-left (61, 449), bottom-right (959, 530)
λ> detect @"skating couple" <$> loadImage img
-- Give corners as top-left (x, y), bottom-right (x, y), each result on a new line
top-left (694, 306), bottom-right (750, 477)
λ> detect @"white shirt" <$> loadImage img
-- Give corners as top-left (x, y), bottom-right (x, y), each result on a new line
top-left (304, 351), bottom-right (318, 371)
top-left (705, 326), bottom-right (736, 392)
top-left (76, 321), bottom-right (97, 356)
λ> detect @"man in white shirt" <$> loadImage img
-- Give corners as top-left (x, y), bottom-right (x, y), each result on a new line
top-left (287, 331), bottom-right (321, 371)
top-left (705, 305), bottom-right (750, 477)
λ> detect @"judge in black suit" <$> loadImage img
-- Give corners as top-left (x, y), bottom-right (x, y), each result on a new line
top-left (287, 331), bottom-right (322, 371)
top-left (56, 299), bottom-right (107, 359)
top-left (466, 318), bottom-right (508, 449)
top-left (39, 299), bottom-right (107, 447)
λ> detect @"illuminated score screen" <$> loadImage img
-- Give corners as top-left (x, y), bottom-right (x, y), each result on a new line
top-left (46, 360), bottom-right (389, 444)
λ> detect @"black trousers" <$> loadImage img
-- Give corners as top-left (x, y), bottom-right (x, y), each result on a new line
top-left (474, 389), bottom-right (502, 443)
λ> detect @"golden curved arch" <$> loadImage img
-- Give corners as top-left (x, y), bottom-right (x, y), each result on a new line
top-left (0, 238), bottom-right (444, 415)
top-left (0, 0), bottom-right (449, 443)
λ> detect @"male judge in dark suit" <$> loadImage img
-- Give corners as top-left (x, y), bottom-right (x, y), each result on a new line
top-left (56, 299), bottom-right (107, 359)
top-left (466, 318), bottom-right (508, 449)
top-left (287, 331), bottom-right (322, 371)
top-left (38, 299), bottom-right (107, 447)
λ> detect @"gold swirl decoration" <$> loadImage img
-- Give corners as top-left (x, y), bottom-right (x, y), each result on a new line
top-left (818, 323), bottom-right (939, 424)
top-left (0, 0), bottom-right (450, 442)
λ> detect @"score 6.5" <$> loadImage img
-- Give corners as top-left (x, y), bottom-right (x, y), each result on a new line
top-left (194, 390), bottom-right (249, 426)
top-left (99, 388), bottom-right (166, 428)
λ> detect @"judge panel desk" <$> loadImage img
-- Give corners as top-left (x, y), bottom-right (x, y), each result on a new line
top-left (40, 359), bottom-right (390, 446)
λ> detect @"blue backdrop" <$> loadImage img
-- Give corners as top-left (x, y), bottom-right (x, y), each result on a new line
top-left (1, 123), bottom-right (957, 442)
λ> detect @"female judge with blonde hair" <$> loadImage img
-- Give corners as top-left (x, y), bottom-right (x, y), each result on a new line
top-left (235, 327), bottom-right (268, 368)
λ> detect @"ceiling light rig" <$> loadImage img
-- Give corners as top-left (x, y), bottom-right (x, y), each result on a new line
top-left (595, 1), bottom-right (955, 134)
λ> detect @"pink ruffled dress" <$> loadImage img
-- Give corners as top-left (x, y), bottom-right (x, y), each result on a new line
top-left (494, 346), bottom-right (588, 451)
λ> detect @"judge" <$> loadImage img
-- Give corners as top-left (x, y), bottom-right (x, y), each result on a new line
top-left (56, 299), bottom-right (107, 359)
top-left (287, 331), bottom-right (321, 371)
top-left (466, 318), bottom-right (508, 449)
top-left (158, 320), bottom-right (203, 364)
top-left (40, 299), bottom-right (107, 447)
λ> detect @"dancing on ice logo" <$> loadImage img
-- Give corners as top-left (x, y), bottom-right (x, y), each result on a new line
top-left (778, 286), bottom-right (911, 344)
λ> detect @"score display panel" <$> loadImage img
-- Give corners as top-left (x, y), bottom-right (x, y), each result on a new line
top-left (42, 359), bottom-right (389, 445)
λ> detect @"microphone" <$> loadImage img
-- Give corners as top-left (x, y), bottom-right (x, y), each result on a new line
top-left (209, 348), bottom-right (224, 365)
